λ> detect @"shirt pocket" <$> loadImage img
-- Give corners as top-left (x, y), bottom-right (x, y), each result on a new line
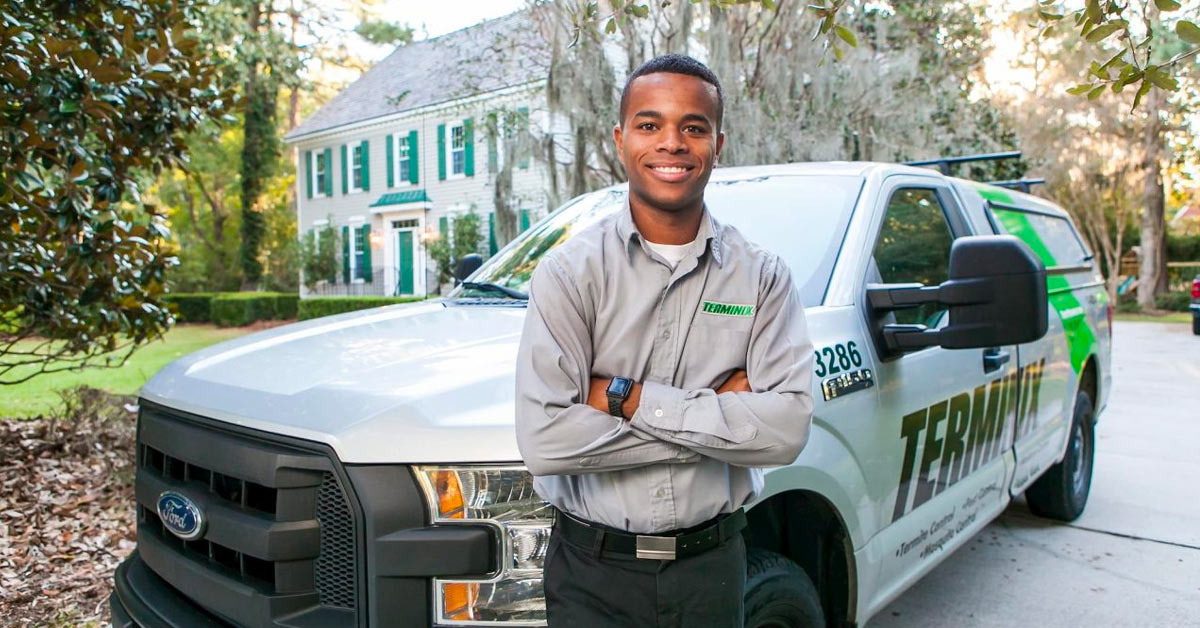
top-left (690, 312), bottom-right (755, 362)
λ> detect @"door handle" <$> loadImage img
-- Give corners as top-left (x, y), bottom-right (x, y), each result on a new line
top-left (983, 348), bottom-right (1010, 373)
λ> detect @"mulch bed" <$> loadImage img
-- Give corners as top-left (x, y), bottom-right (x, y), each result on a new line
top-left (0, 388), bottom-right (138, 627)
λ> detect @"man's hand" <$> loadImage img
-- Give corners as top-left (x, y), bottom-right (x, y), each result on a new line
top-left (716, 369), bottom-right (751, 395)
top-left (586, 370), bottom-right (750, 420)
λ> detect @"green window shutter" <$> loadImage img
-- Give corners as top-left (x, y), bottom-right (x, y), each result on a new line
top-left (408, 131), bottom-right (419, 184)
top-left (488, 213), bottom-right (498, 256)
top-left (517, 107), bottom-right (530, 169)
top-left (519, 209), bottom-right (531, 231)
top-left (360, 140), bottom-right (370, 191)
top-left (323, 148), bottom-right (333, 196)
top-left (304, 150), bottom-right (312, 199)
top-left (340, 144), bottom-right (348, 194)
top-left (386, 134), bottom-right (394, 188)
top-left (487, 112), bottom-right (498, 174)
top-left (359, 224), bottom-right (372, 282)
top-left (463, 118), bottom-right (475, 177)
top-left (437, 124), bottom-right (446, 180)
top-left (438, 216), bottom-right (449, 241)
top-left (342, 225), bottom-right (351, 283)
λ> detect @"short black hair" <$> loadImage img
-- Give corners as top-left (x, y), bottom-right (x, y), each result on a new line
top-left (619, 54), bottom-right (724, 130)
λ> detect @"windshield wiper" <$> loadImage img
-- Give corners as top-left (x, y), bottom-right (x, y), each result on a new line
top-left (460, 281), bottom-right (528, 300)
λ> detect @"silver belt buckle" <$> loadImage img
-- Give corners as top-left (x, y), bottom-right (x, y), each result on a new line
top-left (636, 535), bottom-right (677, 560)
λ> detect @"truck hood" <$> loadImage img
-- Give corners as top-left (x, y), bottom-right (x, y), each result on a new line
top-left (141, 301), bottom-right (528, 464)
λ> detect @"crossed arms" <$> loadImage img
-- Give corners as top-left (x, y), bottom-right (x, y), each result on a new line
top-left (514, 255), bottom-right (815, 476)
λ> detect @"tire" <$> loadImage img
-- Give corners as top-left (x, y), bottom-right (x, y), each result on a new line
top-left (1192, 313), bottom-right (1199, 335)
top-left (1026, 390), bottom-right (1095, 521)
top-left (744, 547), bottom-right (825, 628)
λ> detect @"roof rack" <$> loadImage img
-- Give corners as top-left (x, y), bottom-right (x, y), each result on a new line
top-left (985, 178), bottom-right (1046, 194)
top-left (903, 151), bottom-right (1023, 175)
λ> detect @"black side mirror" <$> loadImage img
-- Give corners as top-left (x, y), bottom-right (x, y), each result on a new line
top-left (454, 253), bottom-right (484, 283)
top-left (867, 235), bottom-right (1048, 354)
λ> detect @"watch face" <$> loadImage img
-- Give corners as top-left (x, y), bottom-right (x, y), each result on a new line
top-left (607, 377), bottom-right (633, 398)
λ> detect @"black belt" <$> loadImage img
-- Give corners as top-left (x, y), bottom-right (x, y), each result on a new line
top-left (553, 507), bottom-right (747, 561)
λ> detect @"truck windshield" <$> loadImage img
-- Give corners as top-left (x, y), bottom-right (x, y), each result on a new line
top-left (454, 174), bottom-right (863, 306)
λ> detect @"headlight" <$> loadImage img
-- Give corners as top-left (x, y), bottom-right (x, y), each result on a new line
top-left (415, 466), bottom-right (553, 625)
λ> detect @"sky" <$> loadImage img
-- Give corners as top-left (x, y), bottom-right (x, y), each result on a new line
top-left (391, 0), bottom-right (526, 40)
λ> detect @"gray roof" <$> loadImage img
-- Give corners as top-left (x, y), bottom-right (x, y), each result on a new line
top-left (285, 11), bottom-right (548, 142)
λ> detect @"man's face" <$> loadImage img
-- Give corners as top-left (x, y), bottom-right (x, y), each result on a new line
top-left (614, 72), bottom-right (724, 214)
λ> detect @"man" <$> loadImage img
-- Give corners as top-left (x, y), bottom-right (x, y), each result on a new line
top-left (515, 54), bottom-right (814, 627)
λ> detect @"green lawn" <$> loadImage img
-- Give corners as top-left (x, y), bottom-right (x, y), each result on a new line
top-left (1115, 311), bottom-right (1192, 324)
top-left (1, 324), bottom-right (252, 418)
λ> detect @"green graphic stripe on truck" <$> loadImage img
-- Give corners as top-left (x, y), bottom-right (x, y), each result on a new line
top-left (979, 193), bottom-right (1095, 374)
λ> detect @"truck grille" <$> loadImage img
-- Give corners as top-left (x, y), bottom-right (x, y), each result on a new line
top-left (315, 472), bottom-right (356, 608)
top-left (134, 404), bottom-right (360, 626)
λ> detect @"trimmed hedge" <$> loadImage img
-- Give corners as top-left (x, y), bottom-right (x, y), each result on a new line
top-left (209, 292), bottom-right (300, 327)
top-left (1155, 291), bottom-right (1191, 312)
top-left (298, 296), bottom-right (426, 321)
top-left (163, 293), bottom-right (217, 323)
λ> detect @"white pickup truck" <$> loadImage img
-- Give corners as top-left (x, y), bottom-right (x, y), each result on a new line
top-left (110, 159), bottom-right (1112, 628)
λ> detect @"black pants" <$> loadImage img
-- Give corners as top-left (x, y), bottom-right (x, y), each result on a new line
top-left (544, 522), bottom-right (746, 627)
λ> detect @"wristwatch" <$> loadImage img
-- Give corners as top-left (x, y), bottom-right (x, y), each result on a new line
top-left (606, 376), bottom-right (634, 419)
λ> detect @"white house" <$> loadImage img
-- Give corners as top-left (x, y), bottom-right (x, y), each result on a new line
top-left (285, 12), bottom-right (551, 298)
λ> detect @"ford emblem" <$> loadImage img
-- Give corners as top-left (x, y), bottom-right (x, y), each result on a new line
top-left (157, 491), bottom-right (205, 541)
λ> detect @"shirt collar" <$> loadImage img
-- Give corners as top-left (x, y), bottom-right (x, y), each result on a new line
top-left (615, 196), bottom-right (725, 268)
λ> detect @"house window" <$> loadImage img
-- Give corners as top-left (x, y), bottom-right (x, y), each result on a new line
top-left (398, 139), bottom-right (411, 185)
top-left (350, 224), bottom-right (363, 281)
top-left (451, 124), bottom-right (466, 176)
top-left (315, 152), bottom-right (327, 197)
top-left (350, 144), bottom-right (364, 192)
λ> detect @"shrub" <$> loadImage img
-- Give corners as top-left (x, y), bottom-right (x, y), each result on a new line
top-left (163, 293), bottom-right (216, 323)
top-left (210, 292), bottom-right (299, 327)
top-left (1154, 291), bottom-right (1191, 312)
top-left (273, 293), bottom-right (299, 320)
top-left (298, 296), bottom-right (426, 321)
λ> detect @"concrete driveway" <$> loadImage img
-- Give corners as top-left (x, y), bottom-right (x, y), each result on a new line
top-left (871, 321), bottom-right (1200, 628)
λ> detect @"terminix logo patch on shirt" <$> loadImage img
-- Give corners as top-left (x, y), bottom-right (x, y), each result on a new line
top-left (701, 301), bottom-right (756, 317)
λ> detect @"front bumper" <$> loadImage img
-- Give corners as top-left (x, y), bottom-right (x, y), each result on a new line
top-left (110, 551), bottom-right (229, 628)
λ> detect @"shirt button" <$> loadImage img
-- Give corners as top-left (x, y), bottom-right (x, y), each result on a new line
top-left (654, 409), bottom-right (664, 418)
top-left (662, 329), bottom-right (671, 339)
top-left (655, 488), bottom-right (667, 498)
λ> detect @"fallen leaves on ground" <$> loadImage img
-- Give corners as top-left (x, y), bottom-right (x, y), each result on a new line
top-left (0, 387), bottom-right (137, 627)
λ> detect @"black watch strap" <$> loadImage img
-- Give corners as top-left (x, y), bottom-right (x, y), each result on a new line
top-left (607, 394), bottom-right (623, 418)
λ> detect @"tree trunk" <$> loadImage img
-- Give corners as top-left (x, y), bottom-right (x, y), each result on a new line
top-left (239, 1), bottom-right (277, 290)
top-left (1136, 85), bottom-right (1165, 311)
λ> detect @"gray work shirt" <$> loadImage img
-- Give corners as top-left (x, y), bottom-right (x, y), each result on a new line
top-left (514, 200), bottom-right (814, 534)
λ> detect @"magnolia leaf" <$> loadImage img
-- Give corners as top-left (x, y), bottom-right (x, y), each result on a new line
top-left (1177, 20), bottom-right (1200, 45)
top-left (834, 25), bottom-right (857, 47)
top-left (832, 43), bottom-right (844, 61)
top-left (1099, 50), bottom-right (1125, 70)
top-left (69, 160), bottom-right (87, 183)
top-left (605, 17), bottom-right (616, 34)
top-left (1153, 0), bottom-right (1181, 11)
top-left (1067, 84), bottom-right (1094, 95)
top-left (762, 0), bottom-right (777, 10)
top-left (1085, 22), bottom-right (1124, 43)
top-left (1085, 0), bottom-right (1103, 23)
top-left (1131, 79), bottom-right (1152, 109)
top-left (58, 100), bottom-right (79, 113)
top-left (1038, 10), bottom-right (1063, 21)
top-left (1147, 68), bottom-right (1178, 91)
top-left (1087, 85), bottom-right (1106, 100)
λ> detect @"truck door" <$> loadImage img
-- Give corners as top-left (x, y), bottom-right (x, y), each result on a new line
top-left (988, 204), bottom-right (1085, 493)
top-left (859, 179), bottom-right (1019, 610)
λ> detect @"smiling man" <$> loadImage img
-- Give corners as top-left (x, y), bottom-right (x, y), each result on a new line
top-left (515, 54), bottom-right (815, 626)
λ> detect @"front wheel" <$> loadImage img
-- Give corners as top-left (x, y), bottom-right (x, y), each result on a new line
top-left (1026, 389), bottom-right (1095, 521)
top-left (1192, 313), bottom-right (1199, 335)
top-left (744, 548), bottom-right (824, 628)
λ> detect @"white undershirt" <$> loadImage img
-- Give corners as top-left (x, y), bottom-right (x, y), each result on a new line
top-left (644, 238), bottom-right (696, 269)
